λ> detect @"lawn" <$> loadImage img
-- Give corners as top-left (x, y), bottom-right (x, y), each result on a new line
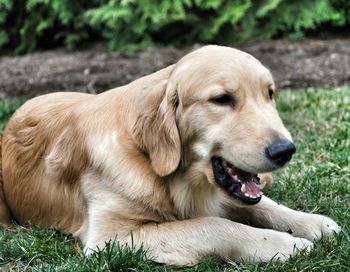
top-left (0, 87), bottom-right (349, 271)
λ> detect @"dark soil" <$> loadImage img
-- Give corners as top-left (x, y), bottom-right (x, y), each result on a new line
top-left (1, 39), bottom-right (350, 99)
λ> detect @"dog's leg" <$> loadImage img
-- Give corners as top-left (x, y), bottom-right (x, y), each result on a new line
top-left (230, 196), bottom-right (341, 241)
top-left (84, 215), bottom-right (312, 265)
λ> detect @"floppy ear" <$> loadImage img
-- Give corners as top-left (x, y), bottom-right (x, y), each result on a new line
top-left (133, 81), bottom-right (181, 177)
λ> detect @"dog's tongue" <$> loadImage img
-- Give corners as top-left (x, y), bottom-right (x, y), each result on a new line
top-left (226, 166), bottom-right (262, 197)
top-left (241, 180), bottom-right (261, 196)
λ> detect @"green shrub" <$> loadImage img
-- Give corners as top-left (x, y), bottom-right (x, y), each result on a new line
top-left (0, 100), bottom-right (22, 133)
top-left (0, 0), bottom-right (349, 54)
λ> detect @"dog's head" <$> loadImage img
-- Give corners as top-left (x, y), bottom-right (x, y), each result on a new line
top-left (134, 45), bottom-right (295, 205)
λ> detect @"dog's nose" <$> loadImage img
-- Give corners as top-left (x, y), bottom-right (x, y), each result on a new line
top-left (265, 140), bottom-right (296, 166)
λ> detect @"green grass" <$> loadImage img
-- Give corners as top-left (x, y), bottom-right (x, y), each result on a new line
top-left (0, 87), bottom-right (349, 271)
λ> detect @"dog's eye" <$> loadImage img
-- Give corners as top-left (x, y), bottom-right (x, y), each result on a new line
top-left (211, 94), bottom-right (234, 106)
top-left (268, 88), bottom-right (274, 100)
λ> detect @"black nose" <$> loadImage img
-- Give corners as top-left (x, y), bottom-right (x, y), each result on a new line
top-left (265, 140), bottom-right (296, 166)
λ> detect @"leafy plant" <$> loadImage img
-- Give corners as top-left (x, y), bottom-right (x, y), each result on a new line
top-left (0, 0), bottom-right (349, 54)
top-left (0, 0), bottom-right (12, 47)
top-left (0, 100), bottom-right (22, 133)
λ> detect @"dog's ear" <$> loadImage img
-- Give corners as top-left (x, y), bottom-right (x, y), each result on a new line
top-left (133, 81), bottom-right (181, 177)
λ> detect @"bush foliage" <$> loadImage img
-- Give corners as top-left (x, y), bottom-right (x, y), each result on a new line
top-left (0, 0), bottom-right (349, 54)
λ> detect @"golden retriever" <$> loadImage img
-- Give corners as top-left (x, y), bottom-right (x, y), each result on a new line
top-left (0, 45), bottom-right (340, 265)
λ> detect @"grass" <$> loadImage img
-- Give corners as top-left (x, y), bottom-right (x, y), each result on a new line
top-left (0, 87), bottom-right (349, 271)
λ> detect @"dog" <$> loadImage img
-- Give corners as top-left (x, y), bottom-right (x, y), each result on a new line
top-left (0, 45), bottom-right (340, 265)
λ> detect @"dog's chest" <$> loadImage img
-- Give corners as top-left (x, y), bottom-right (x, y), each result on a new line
top-left (170, 176), bottom-right (225, 219)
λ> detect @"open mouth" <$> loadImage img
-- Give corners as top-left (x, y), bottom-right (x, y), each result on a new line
top-left (211, 157), bottom-right (262, 204)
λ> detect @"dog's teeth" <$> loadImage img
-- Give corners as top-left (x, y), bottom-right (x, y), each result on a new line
top-left (244, 193), bottom-right (250, 197)
top-left (241, 184), bottom-right (246, 193)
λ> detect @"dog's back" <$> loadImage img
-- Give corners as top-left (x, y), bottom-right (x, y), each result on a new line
top-left (1, 92), bottom-right (92, 232)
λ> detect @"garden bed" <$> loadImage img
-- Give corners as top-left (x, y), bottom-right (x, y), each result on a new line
top-left (1, 38), bottom-right (350, 99)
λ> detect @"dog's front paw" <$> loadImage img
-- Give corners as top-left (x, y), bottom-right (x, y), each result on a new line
top-left (270, 235), bottom-right (313, 262)
top-left (257, 173), bottom-right (273, 192)
top-left (294, 214), bottom-right (341, 240)
top-left (241, 231), bottom-right (313, 262)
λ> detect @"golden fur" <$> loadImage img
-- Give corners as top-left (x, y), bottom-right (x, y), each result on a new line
top-left (0, 46), bottom-right (340, 265)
